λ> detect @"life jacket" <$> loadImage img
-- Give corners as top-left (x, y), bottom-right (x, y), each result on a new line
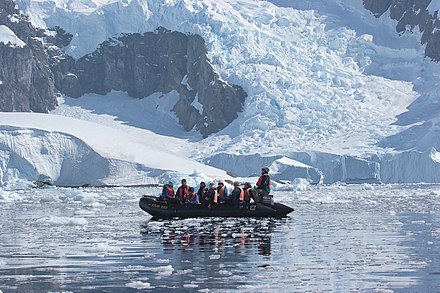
top-left (218, 186), bottom-right (226, 200)
top-left (244, 188), bottom-right (251, 201)
top-left (166, 186), bottom-right (174, 197)
top-left (257, 174), bottom-right (271, 192)
top-left (207, 188), bottom-right (218, 204)
top-left (177, 185), bottom-right (189, 199)
top-left (237, 187), bottom-right (244, 201)
top-left (189, 193), bottom-right (200, 204)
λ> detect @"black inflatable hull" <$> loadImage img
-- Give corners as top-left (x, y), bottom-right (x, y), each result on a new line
top-left (139, 195), bottom-right (294, 219)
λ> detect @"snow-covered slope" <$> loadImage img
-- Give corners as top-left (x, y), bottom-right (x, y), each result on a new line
top-left (14, 0), bottom-right (426, 154)
top-left (1, 0), bottom-right (439, 187)
top-left (0, 111), bottom-right (228, 187)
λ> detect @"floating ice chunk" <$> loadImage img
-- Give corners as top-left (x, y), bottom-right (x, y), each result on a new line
top-left (35, 215), bottom-right (88, 226)
top-left (0, 190), bottom-right (23, 202)
top-left (125, 281), bottom-right (153, 289)
top-left (39, 194), bottom-right (60, 203)
top-left (86, 242), bottom-right (122, 253)
top-left (291, 178), bottom-right (311, 191)
top-left (270, 157), bottom-right (322, 184)
top-left (209, 254), bottom-right (221, 260)
top-left (146, 265), bottom-right (174, 276)
top-left (73, 192), bottom-right (100, 203)
top-left (144, 252), bottom-right (154, 259)
top-left (184, 283), bottom-right (199, 288)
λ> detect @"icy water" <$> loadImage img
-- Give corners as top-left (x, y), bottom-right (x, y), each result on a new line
top-left (1, 184), bottom-right (440, 292)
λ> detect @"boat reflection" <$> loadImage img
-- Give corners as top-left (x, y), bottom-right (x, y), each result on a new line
top-left (140, 218), bottom-right (281, 256)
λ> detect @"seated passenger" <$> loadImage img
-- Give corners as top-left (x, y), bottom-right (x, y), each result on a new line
top-left (206, 182), bottom-right (218, 205)
top-left (176, 178), bottom-right (190, 203)
top-left (243, 182), bottom-right (254, 204)
top-left (231, 181), bottom-right (245, 206)
top-left (217, 180), bottom-right (229, 204)
top-left (197, 182), bottom-right (209, 206)
top-left (161, 181), bottom-right (175, 200)
top-left (187, 187), bottom-right (200, 204)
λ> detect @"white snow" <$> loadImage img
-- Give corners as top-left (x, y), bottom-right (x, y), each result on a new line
top-left (0, 111), bottom-right (228, 187)
top-left (427, 2), bottom-right (440, 16)
top-left (0, 0), bottom-right (438, 187)
top-left (0, 25), bottom-right (26, 48)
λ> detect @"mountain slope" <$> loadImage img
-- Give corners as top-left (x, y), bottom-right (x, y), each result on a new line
top-left (0, 0), bottom-right (439, 186)
top-left (15, 0), bottom-right (425, 155)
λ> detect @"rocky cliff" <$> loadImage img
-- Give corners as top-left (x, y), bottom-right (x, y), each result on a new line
top-left (52, 27), bottom-right (246, 137)
top-left (363, 0), bottom-right (440, 61)
top-left (0, 0), bottom-right (57, 112)
top-left (0, 2), bottom-right (246, 137)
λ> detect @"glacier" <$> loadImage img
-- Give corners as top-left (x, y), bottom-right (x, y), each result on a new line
top-left (1, 0), bottom-right (440, 187)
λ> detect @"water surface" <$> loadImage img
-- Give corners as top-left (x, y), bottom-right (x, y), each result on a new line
top-left (0, 184), bottom-right (440, 292)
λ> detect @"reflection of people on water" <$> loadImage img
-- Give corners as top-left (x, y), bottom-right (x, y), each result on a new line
top-left (142, 218), bottom-right (276, 256)
top-left (258, 236), bottom-right (272, 256)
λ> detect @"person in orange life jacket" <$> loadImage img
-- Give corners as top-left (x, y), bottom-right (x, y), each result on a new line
top-left (243, 182), bottom-right (254, 204)
top-left (176, 178), bottom-right (190, 204)
top-left (231, 181), bottom-right (245, 206)
top-left (187, 187), bottom-right (200, 204)
top-left (256, 167), bottom-right (271, 196)
top-left (206, 182), bottom-right (218, 205)
top-left (217, 180), bottom-right (229, 204)
top-left (161, 181), bottom-right (175, 200)
top-left (197, 181), bottom-right (209, 206)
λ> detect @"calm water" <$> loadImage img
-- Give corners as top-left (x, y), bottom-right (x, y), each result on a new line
top-left (1, 184), bottom-right (440, 292)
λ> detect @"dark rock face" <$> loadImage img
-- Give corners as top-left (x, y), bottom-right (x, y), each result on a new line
top-left (363, 0), bottom-right (440, 61)
top-left (53, 27), bottom-right (247, 137)
top-left (0, 4), bottom-right (246, 137)
top-left (0, 0), bottom-right (57, 112)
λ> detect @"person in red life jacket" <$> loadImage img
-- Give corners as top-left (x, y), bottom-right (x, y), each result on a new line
top-left (217, 180), bottom-right (229, 204)
top-left (198, 181), bottom-right (209, 206)
top-left (231, 181), bottom-right (245, 206)
top-left (256, 167), bottom-right (271, 196)
top-left (188, 187), bottom-right (200, 204)
top-left (206, 182), bottom-right (218, 206)
top-left (243, 182), bottom-right (254, 205)
top-left (176, 178), bottom-right (190, 204)
top-left (160, 181), bottom-right (175, 201)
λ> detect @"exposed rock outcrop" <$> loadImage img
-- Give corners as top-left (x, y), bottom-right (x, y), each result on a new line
top-left (0, 0), bottom-right (57, 112)
top-left (52, 27), bottom-right (247, 137)
top-left (1, 1), bottom-right (245, 137)
top-left (363, 0), bottom-right (440, 61)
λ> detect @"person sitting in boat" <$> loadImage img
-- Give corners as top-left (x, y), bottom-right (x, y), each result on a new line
top-left (198, 181), bottom-right (209, 206)
top-left (231, 181), bottom-right (245, 206)
top-left (187, 187), bottom-right (200, 204)
top-left (243, 182), bottom-right (254, 205)
top-left (206, 182), bottom-right (218, 206)
top-left (217, 180), bottom-right (229, 204)
top-left (160, 181), bottom-right (175, 201)
top-left (256, 167), bottom-right (271, 197)
top-left (176, 178), bottom-right (190, 204)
